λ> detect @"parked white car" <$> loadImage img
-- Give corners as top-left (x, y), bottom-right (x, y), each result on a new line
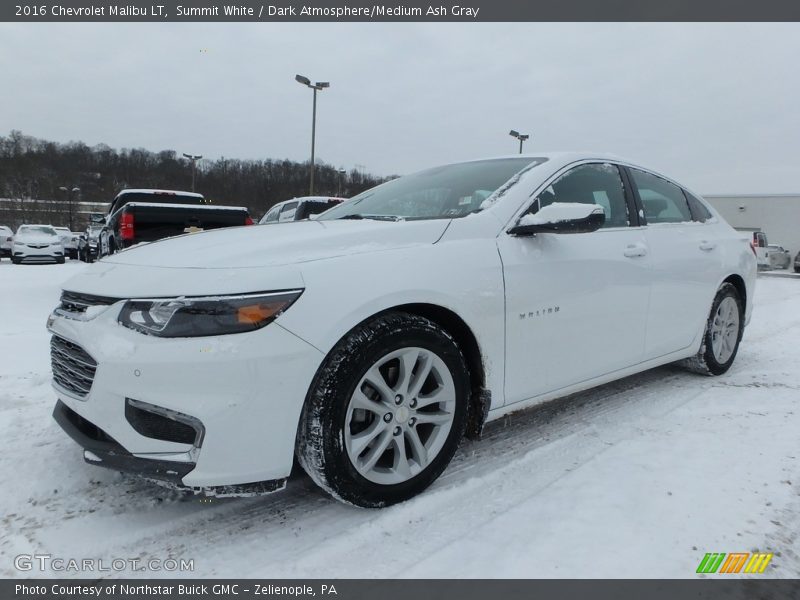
top-left (54, 227), bottom-right (80, 260)
top-left (0, 225), bottom-right (13, 260)
top-left (48, 153), bottom-right (755, 506)
top-left (259, 196), bottom-right (346, 223)
top-left (12, 224), bottom-right (65, 264)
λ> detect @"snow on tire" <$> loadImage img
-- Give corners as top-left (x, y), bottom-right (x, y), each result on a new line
top-left (296, 311), bottom-right (470, 507)
top-left (681, 282), bottom-right (744, 376)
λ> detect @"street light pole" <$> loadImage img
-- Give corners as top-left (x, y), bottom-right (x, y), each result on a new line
top-left (182, 153), bottom-right (203, 192)
top-left (296, 74), bottom-right (330, 196)
top-left (509, 130), bottom-right (530, 154)
top-left (337, 168), bottom-right (346, 196)
top-left (59, 185), bottom-right (80, 231)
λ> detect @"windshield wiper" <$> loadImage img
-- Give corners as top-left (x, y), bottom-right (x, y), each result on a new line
top-left (337, 214), bottom-right (402, 221)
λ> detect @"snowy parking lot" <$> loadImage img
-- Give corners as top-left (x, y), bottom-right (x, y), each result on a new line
top-left (0, 261), bottom-right (798, 578)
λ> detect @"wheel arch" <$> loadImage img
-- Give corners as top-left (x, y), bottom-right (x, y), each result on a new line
top-left (722, 273), bottom-right (747, 312)
top-left (379, 302), bottom-right (490, 440)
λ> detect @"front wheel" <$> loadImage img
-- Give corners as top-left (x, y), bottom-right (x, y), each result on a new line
top-left (297, 312), bottom-right (470, 507)
top-left (682, 283), bottom-right (744, 376)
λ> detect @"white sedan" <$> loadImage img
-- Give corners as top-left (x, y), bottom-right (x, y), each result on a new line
top-left (48, 153), bottom-right (755, 507)
top-left (12, 224), bottom-right (65, 264)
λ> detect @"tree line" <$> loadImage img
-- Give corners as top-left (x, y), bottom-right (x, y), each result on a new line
top-left (0, 130), bottom-right (390, 229)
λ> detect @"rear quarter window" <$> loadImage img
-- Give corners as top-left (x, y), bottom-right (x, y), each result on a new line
top-left (684, 191), bottom-right (713, 222)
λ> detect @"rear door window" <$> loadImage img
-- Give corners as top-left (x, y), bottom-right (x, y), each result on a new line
top-left (629, 168), bottom-right (693, 224)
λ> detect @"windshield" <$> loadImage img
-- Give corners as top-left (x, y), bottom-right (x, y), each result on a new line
top-left (319, 158), bottom-right (545, 221)
top-left (18, 225), bottom-right (57, 236)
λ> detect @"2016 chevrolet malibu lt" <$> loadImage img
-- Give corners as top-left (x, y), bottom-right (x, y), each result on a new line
top-left (48, 153), bottom-right (756, 507)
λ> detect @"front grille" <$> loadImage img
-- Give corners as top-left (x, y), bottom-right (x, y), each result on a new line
top-left (50, 336), bottom-right (97, 398)
top-left (60, 290), bottom-right (118, 315)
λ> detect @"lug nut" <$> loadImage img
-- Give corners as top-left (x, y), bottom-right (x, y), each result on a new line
top-left (383, 413), bottom-right (393, 423)
top-left (393, 426), bottom-right (402, 436)
top-left (408, 417), bottom-right (417, 427)
top-left (394, 394), bottom-right (403, 405)
top-left (409, 398), bottom-right (417, 408)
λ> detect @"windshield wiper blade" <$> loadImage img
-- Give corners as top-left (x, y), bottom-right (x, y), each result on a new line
top-left (337, 214), bottom-right (401, 221)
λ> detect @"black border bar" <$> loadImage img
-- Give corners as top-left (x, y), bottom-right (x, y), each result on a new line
top-left (4, 0), bottom-right (800, 22)
top-left (5, 580), bottom-right (800, 599)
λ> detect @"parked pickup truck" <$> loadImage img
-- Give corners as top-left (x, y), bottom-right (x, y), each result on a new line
top-left (98, 189), bottom-right (253, 257)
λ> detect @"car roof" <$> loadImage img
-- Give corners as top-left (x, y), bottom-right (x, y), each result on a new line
top-left (116, 189), bottom-right (204, 199)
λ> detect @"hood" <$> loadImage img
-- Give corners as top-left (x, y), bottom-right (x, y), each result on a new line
top-left (61, 219), bottom-right (450, 298)
top-left (102, 218), bottom-right (450, 269)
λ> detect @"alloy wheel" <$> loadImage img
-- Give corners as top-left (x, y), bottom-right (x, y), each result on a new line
top-left (710, 296), bottom-right (739, 364)
top-left (344, 346), bottom-right (456, 485)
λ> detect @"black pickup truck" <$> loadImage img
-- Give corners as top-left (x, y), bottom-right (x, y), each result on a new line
top-left (98, 189), bottom-right (253, 257)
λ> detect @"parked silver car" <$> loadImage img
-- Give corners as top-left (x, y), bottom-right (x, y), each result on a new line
top-left (767, 245), bottom-right (791, 270)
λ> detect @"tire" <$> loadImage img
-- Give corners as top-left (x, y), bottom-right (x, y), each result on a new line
top-left (11, 258), bottom-right (20, 265)
top-left (56, 257), bottom-right (65, 264)
top-left (297, 312), bottom-right (470, 508)
top-left (795, 266), bottom-right (800, 274)
top-left (681, 283), bottom-right (744, 376)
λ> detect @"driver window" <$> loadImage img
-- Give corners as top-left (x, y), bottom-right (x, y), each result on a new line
top-left (531, 163), bottom-right (630, 228)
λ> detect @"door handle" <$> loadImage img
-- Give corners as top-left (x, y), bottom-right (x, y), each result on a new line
top-left (623, 243), bottom-right (648, 258)
top-left (699, 240), bottom-right (716, 252)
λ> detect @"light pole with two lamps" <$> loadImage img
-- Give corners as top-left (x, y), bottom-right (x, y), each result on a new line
top-left (182, 153), bottom-right (203, 192)
top-left (295, 74), bottom-right (330, 195)
top-left (58, 186), bottom-right (80, 231)
top-left (509, 130), bottom-right (530, 154)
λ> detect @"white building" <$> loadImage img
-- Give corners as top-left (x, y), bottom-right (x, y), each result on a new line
top-left (704, 194), bottom-right (800, 257)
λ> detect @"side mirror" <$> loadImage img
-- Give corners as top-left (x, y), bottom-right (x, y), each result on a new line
top-left (508, 203), bottom-right (605, 236)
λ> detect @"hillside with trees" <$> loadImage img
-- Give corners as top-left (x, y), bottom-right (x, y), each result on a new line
top-left (0, 130), bottom-right (389, 228)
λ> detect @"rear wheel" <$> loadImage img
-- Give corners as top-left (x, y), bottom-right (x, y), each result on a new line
top-left (297, 312), bottom-right (470, 507)
top-left (682, 283), bottom-right (743, 376)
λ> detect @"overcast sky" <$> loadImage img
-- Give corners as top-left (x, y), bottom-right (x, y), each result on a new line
top-left (1, 22), bottom-right (798, 193)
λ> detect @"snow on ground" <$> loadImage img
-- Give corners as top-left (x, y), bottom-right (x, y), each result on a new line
top-left (0, 260), bottom-right (798, 578)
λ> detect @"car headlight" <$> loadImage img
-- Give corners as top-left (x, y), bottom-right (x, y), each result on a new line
top-left (117, 290), bottom-right (303, 337)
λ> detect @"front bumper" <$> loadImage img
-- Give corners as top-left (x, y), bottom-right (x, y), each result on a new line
top-left (14, 246), bottom-right (64, 262)
top-left (53, 400), bottom-right (195, 484)
top-left (48, 301), bottom-right (324, 489)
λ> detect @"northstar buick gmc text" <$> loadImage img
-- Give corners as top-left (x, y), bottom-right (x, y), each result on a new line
top-left (48, 153), bottom-right (756, 507)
